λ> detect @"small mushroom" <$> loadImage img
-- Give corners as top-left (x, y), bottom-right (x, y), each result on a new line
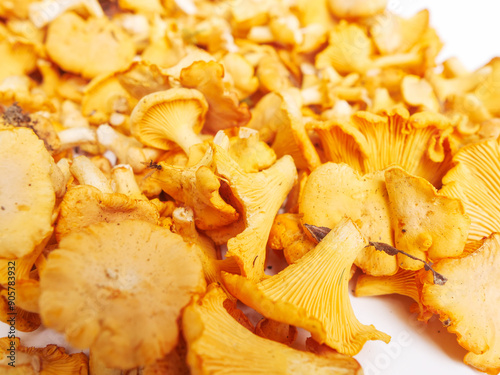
top-left (130, 88), bottom-right (208, 153)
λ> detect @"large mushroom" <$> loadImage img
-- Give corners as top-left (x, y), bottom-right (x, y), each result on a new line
top-left (182, 284), bottom-right (364, 374)
top-left (39, 220), bottom-right (206, 369)
top-left (222, 219), bottom-right (390, 355)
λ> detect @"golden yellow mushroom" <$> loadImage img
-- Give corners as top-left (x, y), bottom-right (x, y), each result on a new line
top-left (441, 138), bottom-right (500, 241)
top-left (179, 60), bottom-right (251, 134)
top-left (210, 137), bottom-right (297, 281)
top-left (130, 88), bottom-right (208, 153)
top-left (0, 128), bottom-right (61, 259)
top-left (300, 163), bottom-right (397, 276)
top-left (223, 219), bottom-right (390, 355)
top-left (182, 284), bottom-right (364, 374)
top-left (45, 12), bottom-right (135, 79)
top-left (385, 167), bottom-right (470, 270)
top-left (422, 233), bottom-right (500, 374)
top-left (40, 220), bottom-right (206, 369)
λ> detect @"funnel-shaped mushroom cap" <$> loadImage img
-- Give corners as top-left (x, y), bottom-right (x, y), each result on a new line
top-left (299, 163), bottom-right (397, 276)
top-left (421, 233), bottom-right (500, 374)
top-left (40, 220), bottom-right (206, 369)
top-left (0, 128), bottom-right (57, 259)
top-left (353, 108), bottom-right (454, 186)
top-left (180, 61), bottom-right (251, 134)
top-left (55, 185), bottom-right (159, 240)
top-left (130, 87), bottom-right (208, 153)
top-left (46, 12), bottom-right (135, 79)
top-left (182, 284), bottom-right (363, 374)
top-left (441, 138), bottom-right (500, 241)
top-left (222, 219), bottom-right (391, 355)
top-left (211, 141), bottom-right (297, 281)
top-left (0, 338), bottom-right (89, 374)
top-left (308, 119), bottom-right (370, 173)
top-left (385, 167), bottom-right (470, 270)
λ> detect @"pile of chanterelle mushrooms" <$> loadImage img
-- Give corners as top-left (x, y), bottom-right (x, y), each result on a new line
top-left (0, 0), bottom-right (499, 373)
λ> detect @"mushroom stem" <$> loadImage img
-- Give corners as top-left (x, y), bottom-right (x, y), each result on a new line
top-left (97, 124), bottom-right (161, 173)
top-left (111, 165), bottom-right (143, 198)
top-left (70, 156), bottom-right (113, 193)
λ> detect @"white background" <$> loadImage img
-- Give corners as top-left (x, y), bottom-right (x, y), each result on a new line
top-left (3, 1), bottom-right (500, 374)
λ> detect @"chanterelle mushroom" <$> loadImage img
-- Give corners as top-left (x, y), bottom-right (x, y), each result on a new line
top-left (45, 12), bottom-right (135, 79)
top-left (299, 163), bottom-right (397, 276)
top-left (130, 87), bottom-right (208, 153)
top-left (440, 137), bottom-right (500, 241)
top-left (39, 220), bottom-right (206, 369)
top-left (182, 284), bottom-right (363, 374)
top-left (421, 234), bottom-right (500, 374)
top-left (0, 127), bottom-right (61, 259)
top-left (210, 136), bottom-right (297, 281)
top-left (0, 337), bottom-right (89, 374)
top-left (385, 167), bottom-right (470, 270)
top-left (222, 219), bottom-right (390, 355)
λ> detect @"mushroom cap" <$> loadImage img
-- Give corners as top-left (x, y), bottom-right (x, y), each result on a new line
top-left (211, 141), bottom-right (297, 281)
top-left (182, 284), bottom-right (363, 374)
top-left (179, 60), bottom-right (251, 134)
top-left (441, 137), bottom-right (500, 241)
top-left (222, 219), bottom-right (390, 355)
top-left (130, 87), bottom-right (208, 153)
top-left (422, 233), bottom-right (500, 374)
top-left (46, 12), bottom-right (136, 79)
top-left (385, 167), bottom-right (470, 270)
top-left (299, 162), bottom-right (397, 276)
top-left (40, 220), bottom-right (206, 369)
top-left (55, 185), bottom-right (159, 240)
top-left (0, 128), bottom-right (56, 259)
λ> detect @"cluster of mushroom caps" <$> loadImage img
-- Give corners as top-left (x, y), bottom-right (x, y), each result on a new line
top-left (0, 0), bottom-right (499, 373)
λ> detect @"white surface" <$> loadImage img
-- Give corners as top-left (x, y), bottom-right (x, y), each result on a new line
top-left (2, 2), bottom-right (498, 374)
